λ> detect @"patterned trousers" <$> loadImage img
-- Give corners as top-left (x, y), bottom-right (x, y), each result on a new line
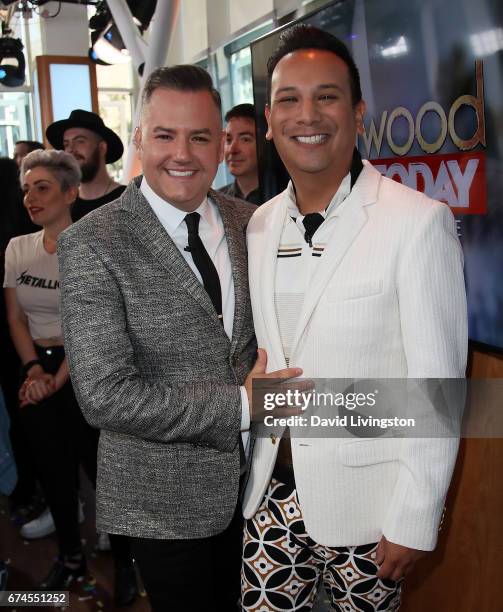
top-left (241, 479), bottom-right (402, 612)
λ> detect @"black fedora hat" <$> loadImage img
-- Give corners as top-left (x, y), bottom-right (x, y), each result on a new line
top-left (46, 109), bottom-right (124, 163)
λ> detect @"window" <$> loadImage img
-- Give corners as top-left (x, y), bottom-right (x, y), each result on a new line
top-left (98, 90), bottom-right (132, 180)
top-left (96, 63), bottom-right (134, 180)
top-left (0, 12), bottom-right (35, 155)
top-left (210, 21), bottom-right (273, 188)
top-left (89, 6), bottom-right (135, 180)
top-left (229, 47), bottom-right (253, 105)
top-left (225, 21), bottom-right (274, 107)
top-left (0, 91), bottom-right (33, 156)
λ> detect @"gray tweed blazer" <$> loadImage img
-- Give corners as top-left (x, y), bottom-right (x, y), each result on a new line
top-left (58, 177), bottom-right (257, 539)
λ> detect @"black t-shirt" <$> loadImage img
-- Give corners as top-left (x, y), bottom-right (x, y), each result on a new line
top-left (71, 185), bottom-right (126, 222)
top-left (219, 181), bottom-right (261, 206)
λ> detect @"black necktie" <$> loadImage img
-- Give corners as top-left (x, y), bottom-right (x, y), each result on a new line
top-left (302, 212), bottom-right (325, 246)
top-left (184, 212), bottom-right (223, 324)
top-left (184, 213), bottom-right (246, 470)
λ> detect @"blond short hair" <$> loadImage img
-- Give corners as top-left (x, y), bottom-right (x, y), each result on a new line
top-left (21, 149), bottom-right (81, 191)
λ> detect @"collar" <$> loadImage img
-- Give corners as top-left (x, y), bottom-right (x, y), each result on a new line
top-left (286, 173), bottom-right (351, 221)
top-left (232, 180), bottom-right (244, 198)
top-left (140, 177), bottom-right (211, 235)
top-left (349, 147), bottom-right (364, 188)
top-left (233, 180), bottom-right (260, 203)
top-left (285, 147), bottom-right (363, 221)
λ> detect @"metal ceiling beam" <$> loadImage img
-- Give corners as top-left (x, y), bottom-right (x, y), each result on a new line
top-left (106, 0), bottom-right (146, 70)
top-left (121, 0), bottom-right (181, 181)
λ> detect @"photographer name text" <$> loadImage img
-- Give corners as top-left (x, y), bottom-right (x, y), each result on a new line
top-left (263, 415), bottom-right (416, 428)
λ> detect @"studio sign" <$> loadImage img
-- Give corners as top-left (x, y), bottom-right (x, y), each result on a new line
top-left (360, 61), bottom-right (486, 214)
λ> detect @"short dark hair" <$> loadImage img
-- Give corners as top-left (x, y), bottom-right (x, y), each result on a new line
top-left (15, 140), bottom-right (45, 152)
top-left (141, 65), bottom-right (221, 113)
top-left (267, 24), bottom-right (362, 106)
top-left (225, 103), bottom-right (256, 123)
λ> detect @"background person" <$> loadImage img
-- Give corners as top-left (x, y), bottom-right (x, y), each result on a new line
top-left (0, 157), bottom-right (40, 526)
top-left (3, 149), bottom-right (92, 589)
top-left (46, 109), bottom-right (125, 222)
top-left (220, 103), bottom-right (261, 205)
top-left (13, 141), bottom-right (45, 169)
top-left (3, 151), bottom-right (136, 605)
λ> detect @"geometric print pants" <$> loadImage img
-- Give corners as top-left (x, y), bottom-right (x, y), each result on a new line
top-left (241, 479), bottom-right (402, 612)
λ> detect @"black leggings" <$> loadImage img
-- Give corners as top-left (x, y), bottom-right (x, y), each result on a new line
top-left (20, 345), bottom-right (130, 562)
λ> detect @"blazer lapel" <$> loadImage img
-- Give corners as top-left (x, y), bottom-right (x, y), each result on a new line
top-left (259, 196), bottom-right (289, 371)
top-left (121, 178), bottom-right (221, 322)
top-left (290, 163), bottom-right (380, 358)
top-left (210, 189), bottom-right (249, 354)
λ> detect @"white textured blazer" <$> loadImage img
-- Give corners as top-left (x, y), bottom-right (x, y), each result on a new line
top-left (243, 161), bottom-right (467, 551)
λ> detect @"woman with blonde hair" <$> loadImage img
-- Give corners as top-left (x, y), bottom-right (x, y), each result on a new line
top-left (4, 149), bottom-right (96, 589)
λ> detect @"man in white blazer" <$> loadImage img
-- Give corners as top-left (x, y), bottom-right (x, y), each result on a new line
top-left (241, 25), bottom-right (467, 611)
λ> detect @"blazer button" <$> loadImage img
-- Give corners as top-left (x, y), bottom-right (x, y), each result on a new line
top-left (231, 356), bottom-right (238, 367)
top-left (270, 434), bottom-right (277, 445)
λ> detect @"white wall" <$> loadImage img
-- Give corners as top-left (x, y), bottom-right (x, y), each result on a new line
top-left (167, 0), bottom-right (279, 64)
top-left (207, 0), bottom-right (230, 51)
top-left (274, 0), bottom-right (304, 18)
top-left (166, 11), bottom-right (185, 65)
top-left (39, 2), bottom-right (89, 56)
top-left (229, 0), bottom-right (274, 33)
top-left (179, 0), bottom-right (208, 61)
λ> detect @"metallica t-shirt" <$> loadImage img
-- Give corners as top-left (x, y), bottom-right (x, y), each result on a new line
top-left (3, 230), bottom-right (61, 340)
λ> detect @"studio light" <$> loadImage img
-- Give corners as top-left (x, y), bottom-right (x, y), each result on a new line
top-left (0, 36), bottom-right (25, 87)
top-left (381, 36), bottom-right (408, 58)
top-left (88, 0), bottom-right (157, 66)
top-left (89, 23), bottom-right (130, 65)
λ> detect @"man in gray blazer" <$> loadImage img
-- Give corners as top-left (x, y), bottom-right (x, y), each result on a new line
top-left (58, 65), bottom-right (298, 611)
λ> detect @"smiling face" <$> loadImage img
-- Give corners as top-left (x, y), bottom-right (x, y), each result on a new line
top-left (134, 87), bottom-right (224, 212)
top-left (224, 116), bottom-right (258, 180)
top-left (23, 166), bottom-right (76, 227)
top-left (266, 49), bottom-right (365, 187)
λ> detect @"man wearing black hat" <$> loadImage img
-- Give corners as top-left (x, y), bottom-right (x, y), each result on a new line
top-left (46, 109), bottom-right (125, 222)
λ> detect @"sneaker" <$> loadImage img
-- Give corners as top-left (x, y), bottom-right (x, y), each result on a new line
top-left (20, 501), bottom-right (85, 539)
top-left (40, 557), bottom-right (86, 590)
top-left (10, 492), bottom-right (47, 525)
